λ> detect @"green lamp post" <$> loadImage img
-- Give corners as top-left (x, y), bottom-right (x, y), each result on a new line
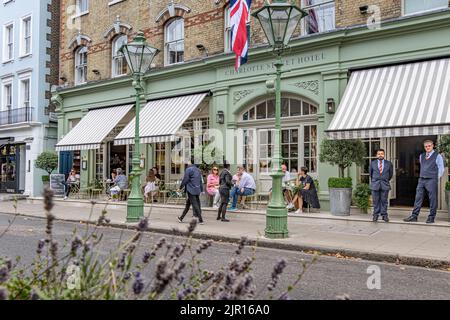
top-left (120, 32), bottom-right (159, 222)
top-left (252, 0), bottom-right (307, 239)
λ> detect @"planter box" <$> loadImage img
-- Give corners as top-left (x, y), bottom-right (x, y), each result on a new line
top-left (329, 187), bottom-right (352, 216)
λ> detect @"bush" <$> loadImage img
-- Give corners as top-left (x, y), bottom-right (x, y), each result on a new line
top-left (353, 183), bottom-right (372, 214)
top-left (445, 181), bottom-right (450, 191)
top-left (328, 177), bottom-right (352, 189)
top-left (0, 188), bottom-right (316, 300)
top-left (35, 151), bottom-right (58, 178)
top-left (41, 175), bottom-right (50, 183)
top-left (319, 139), bottom-right (366, 178)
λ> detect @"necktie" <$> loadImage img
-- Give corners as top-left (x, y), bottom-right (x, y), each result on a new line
top-left (379, 160), bottom-right (383, 174)
top-left (426, 153), bottom-right (430, 160)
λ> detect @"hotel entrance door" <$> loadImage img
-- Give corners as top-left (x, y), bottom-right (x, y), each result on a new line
top-left (390, 135), bottom-right (437, 207)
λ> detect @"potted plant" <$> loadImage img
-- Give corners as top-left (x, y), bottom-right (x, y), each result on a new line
top-left (320, 139), bottom-right (366, 216)
top-left (35, 151), bottom-right (59, 188)
top-left (354, 183), bottom-right (372, 214)
top-left (438, 135), bottom-right (450, 222)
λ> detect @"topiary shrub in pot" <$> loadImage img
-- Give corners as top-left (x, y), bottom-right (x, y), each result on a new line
top-left (438, 135), bottom-right (450, 222)
top-left (320, 139), bottom-right (366, 216)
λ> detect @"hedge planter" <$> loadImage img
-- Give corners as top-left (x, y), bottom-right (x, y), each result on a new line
top-left (329, 177), bottom-right (353, 216)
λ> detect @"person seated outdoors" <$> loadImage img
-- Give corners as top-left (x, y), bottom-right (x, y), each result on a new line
top-left (229, 166), bottom-right (256, 211)
top-left (144, 169), bottom-right (160, 203)
top-left (110, 168), bottom-right (128, 200)
top-left (207, 166), bottom-right (221, 208)
top-left (64, 168), bottom-right (79, 200)
top-left (292, 167), bottom-right (320, 214)
top-left (268, 163), bottom-right (295, 209)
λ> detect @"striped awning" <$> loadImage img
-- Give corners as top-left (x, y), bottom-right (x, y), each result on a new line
top-left (55, 104), bottom-right (134, 151)
top-left (326, 58), bottom-right (450, 139)
top-left (114, 93), bottom-right (207, 145)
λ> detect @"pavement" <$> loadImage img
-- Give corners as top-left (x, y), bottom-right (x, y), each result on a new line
top-left (1, 197), bottom-right (449, 269)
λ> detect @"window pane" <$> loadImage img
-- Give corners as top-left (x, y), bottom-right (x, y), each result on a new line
top-left (249, 107), bottom-right (255, 120)
top-left (282, 145), bottom-right (289, 158)
top-left (290, 144), bottom-right (298, 158)
top-left (290, 99), bottom-right (301, 116)
top-left (256, 102), bottom-right (266, 119)
top-left (310, 125), bottom-right (317, 141)
top-left (304, 126), bottom-right (310, 142)
top-left (303, 102), bottom-right (310, 115)
top-left (281, 98), bottom-right (289, 117)
top-left (267, 99), bottom-right (275, 118)
top-left (304, 144), bottom-right (310, 157)
top-left (282, 130), bottom-right (289, 143)
top-left (291, 129), bottom-right (298, 143)
top-left (310, 104), bottom-right (318, 114)
top-left (243, 111), bottom-right (249, 121)
top-left (404, 0), bottom-right (447, 14)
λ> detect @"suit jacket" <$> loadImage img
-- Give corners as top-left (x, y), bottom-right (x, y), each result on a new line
top-left (369, 159), bottom-right (393, 191)
top-left (180, 165), bottom-right (203, 196)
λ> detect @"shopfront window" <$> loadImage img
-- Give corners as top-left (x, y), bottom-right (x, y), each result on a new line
top-left (301, 0), bottom-right (335, 35)
top-left (403, 0), bottom-right (448, 15)
top-left (304, 125), bottom-right (318, 173)
top-left (360, 138), bottom-right (381, 183)
top-left (0, 145), bottom-right (17, 186)
top-left (242, 97), bottom-right (317, 121)
top-left (95, 147), bottom-right (104, 182)
top-left (155, 142), bottom-right (166, 182)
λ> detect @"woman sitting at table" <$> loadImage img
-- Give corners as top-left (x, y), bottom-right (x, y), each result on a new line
top-left (64, 169), bottom-right (79, 200)
top-left (110, 168), bottom-right (128, 200)
top-left (207, 166), bottom-right (221, 208)
top-left (292, 167), bottom-right (320, 214)
top-left (144, 169), bottom-right (160, 203)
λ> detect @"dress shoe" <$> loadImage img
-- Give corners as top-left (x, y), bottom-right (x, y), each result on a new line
top-left (221, 218), bottom-right (230, 222)
top-left (426, 216), bottom-right (435, 224)
top-left (217, 216), bottom-right (221, 221)
top-left (372, 216), bottom-right (379, 222)
top-left (403, 215), bottom-right (418, 222)
top-left (382, 216), bottom-right (389, 222)
top-left (177, 217), bottom-right (183, 223)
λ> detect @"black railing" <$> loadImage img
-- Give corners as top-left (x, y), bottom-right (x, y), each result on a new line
top-left (0, 107), bottom-right (34, 125)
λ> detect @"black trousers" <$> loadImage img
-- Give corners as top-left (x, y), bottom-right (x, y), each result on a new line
top-left (217, 188), bottom-right (230, 220)
top-left (180, 192), bottom-right (203, 223)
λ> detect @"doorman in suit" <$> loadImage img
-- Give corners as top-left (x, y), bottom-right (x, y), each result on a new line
top-left (370, 149), bottom-right (393, 222)
top-left (404, 140), bottom-right (445, 224)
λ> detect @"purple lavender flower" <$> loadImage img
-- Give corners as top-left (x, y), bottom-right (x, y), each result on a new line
top-left (0, 287), bottom-right (7, 300)
top-left (132, 272), bottom-right (144, 295)
top-left (137, 217), bottom-right (149, 231)
top-left (123, 272), bottom-right (132, 281)
top-left (0, 266), bottom-right (9, 283)
top-left (37, 239), bottom-right (45, 255)
top-left (267, 259), bottom-right (287, 291)
top-left (70, 236), bottom-right (83, 256)
top-left (187, 219), bottom-right (197, 234)
top-left (43, 187), bottom-right (54, 212)
top-left (142, 251), bottom-right (151, 264)
top-left (235, 237), bottom-right (248, 255)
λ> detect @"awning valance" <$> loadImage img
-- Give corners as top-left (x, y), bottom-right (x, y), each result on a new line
top-left (55, 104), bottom-right (134, 151)
top-left (326, 58), bottom-right (450, 139)
top-left (114, 93), bottom-right (207, 145)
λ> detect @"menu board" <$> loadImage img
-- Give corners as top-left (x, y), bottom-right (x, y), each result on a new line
top-left (50, 174), bottom-right (66, 197)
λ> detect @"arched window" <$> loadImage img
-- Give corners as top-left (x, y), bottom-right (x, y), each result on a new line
top-left (165, 18), bottom-right (184, 65)
top-left (112, 34), bottom-right (128, 77)
top-left (75, 46), bottom-right (87, 85)
top-left (241, 97), bottom-right (318, 121)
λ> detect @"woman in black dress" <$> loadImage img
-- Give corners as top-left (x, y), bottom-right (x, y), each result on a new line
top-left (293, 167), bottom-right (320, 214)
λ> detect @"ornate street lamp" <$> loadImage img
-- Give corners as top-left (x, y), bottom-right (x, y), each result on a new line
top-left (252, 0), bottom-right (307, 239)
top-left (120, 31), bottom-right (159, 222)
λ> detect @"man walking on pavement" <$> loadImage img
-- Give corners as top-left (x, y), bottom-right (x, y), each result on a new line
top-left (217, 161), bottom-right (233, 222)
top-left (404, 140), bottom-right (445, 224)
top-left (370, 149), bottom-right (393, 222)
top-left (178, 160), bottom-right (204, 224)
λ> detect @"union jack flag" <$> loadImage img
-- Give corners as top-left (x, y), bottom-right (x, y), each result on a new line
top-left (229, 0), bottom-right (252, 71)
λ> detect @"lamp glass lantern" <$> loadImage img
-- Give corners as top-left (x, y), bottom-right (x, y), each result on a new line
top-left (216, 111), bottom-right (225, 124)
top-left (252, 0), bottom-right (307, 50)
top-left (120, 32), bottom-right (159, 75)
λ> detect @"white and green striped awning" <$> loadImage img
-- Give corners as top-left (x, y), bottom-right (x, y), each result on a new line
top-left (114, 93), bottom-right (207, 145)
top-left (55, 104), bottom-right (134, 151)
top-left (326, 58), bottom-right (450, 139)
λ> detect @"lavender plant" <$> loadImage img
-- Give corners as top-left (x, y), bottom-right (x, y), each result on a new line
top-left (0, 188), bottom-right (316, 300)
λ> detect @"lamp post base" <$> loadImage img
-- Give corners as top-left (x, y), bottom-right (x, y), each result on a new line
top-left (126, 196), bottom-right (144, 223)
top-left (265, 171), bottom-right (289, 239)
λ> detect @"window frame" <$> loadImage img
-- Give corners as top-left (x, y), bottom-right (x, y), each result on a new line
top-left (300, 0), bottom-right (335, 36)
top-left (18, 72), bottom-right (31, 109)
top-left (1, 77), bottom-right (13, 111)
top-left (164, 17), bottom-right (185, 66)
top-left (3, 22), bottom-right (14, 63)
top-left (111, 34), bottom-right (128, 78)
top-left (74, 46), bottom-right (88, 85)
top-left (75, 0), bottom-right (89, 16)
top-left (224, 5), bottom-right (233, 53)
top-left (19, 15), bottom-right (32, 57)
top-left (401, 0), bottom-right (449, 16)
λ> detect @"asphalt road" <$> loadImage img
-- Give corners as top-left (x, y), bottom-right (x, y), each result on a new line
top-left (0, 213), bottom-right (449, 300)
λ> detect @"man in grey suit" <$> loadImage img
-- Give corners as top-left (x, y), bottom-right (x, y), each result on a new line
top-left (178, 161), bottom-right (204, 224)
top-left (370, 149), bottom-right (393, 222)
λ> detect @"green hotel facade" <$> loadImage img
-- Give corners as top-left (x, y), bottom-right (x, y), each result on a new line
top-left (53, 8), bottom-right (450, 211)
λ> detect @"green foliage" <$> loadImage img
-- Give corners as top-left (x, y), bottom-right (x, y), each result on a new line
top-left (328, 177), bottom-right (352, 188)
top-left (41, 175), bottom-right (50, 182)
top-left (445, 181), bottom-right (450, 191)
top-left (319, 139), bottom-right (366, 178)
top-left (88, 179), bottom-right (103, 189)
top-left (437, 135), bottom-right (450, 165)
top-left (353, 183), bottom-right (372, 214)
top-left (35, 152), bottom-right (58, 176)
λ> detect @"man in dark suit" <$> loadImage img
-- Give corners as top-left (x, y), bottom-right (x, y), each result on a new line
top-left (370, 149), bottom-right (393, 222)
top-left (178, 161), bottom-right (204, 224)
